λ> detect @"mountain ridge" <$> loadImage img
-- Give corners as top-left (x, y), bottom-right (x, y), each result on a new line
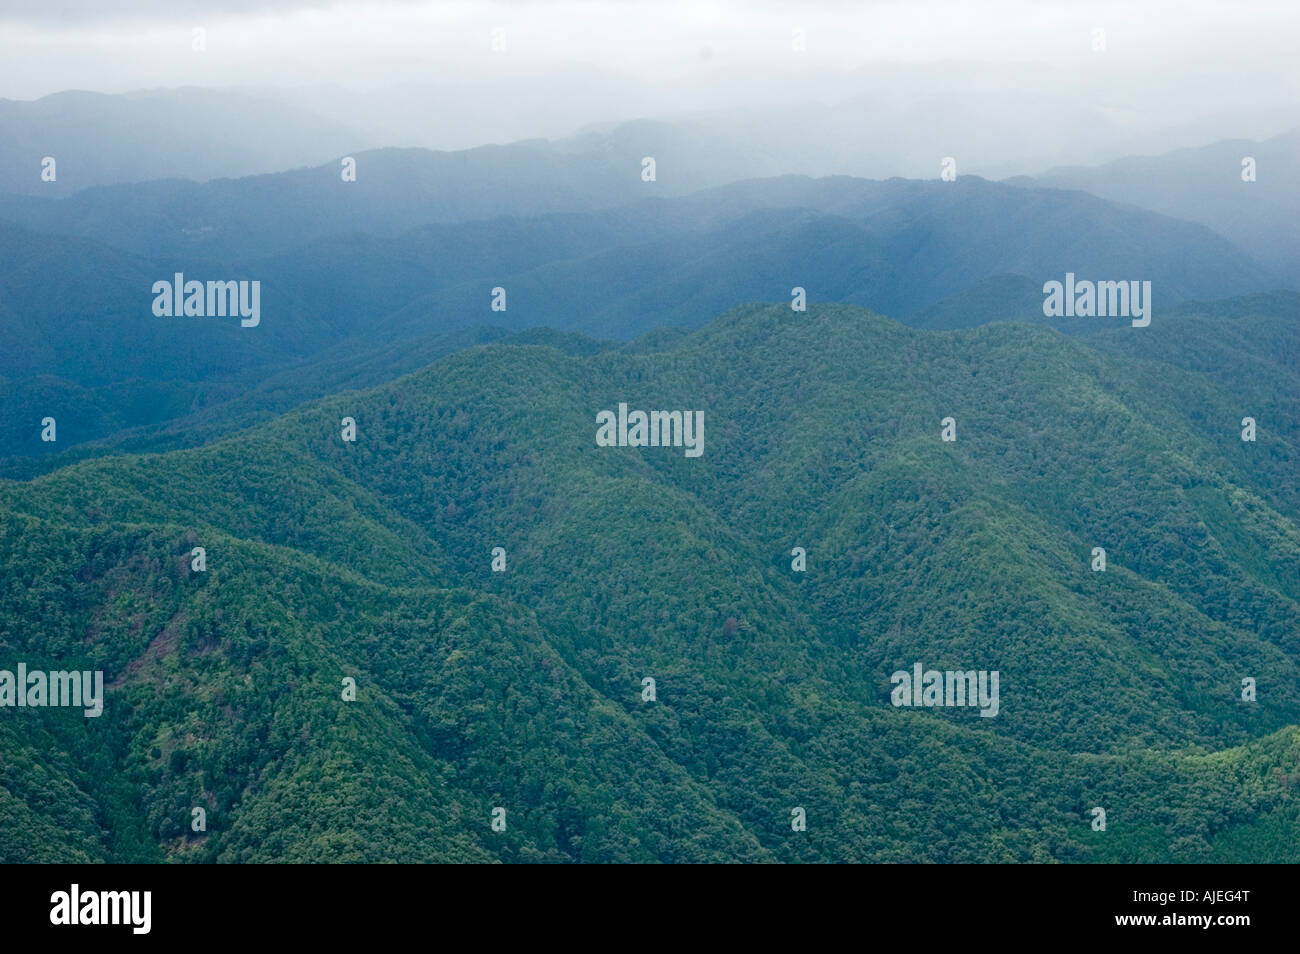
top-left (3, 300), bottom-right (1296, 862)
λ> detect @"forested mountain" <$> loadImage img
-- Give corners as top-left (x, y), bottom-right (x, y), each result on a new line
top-left (2, 299), bottom-right (1296, 862)
top-left (0, 325), bottom-right (518, 481)
top-left (1015, 127), bottom-right (1300, 284)
top-left (1, 174), bottom-right (1283, 466)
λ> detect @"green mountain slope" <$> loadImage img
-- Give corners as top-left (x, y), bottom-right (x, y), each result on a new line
top-left (1, 301), bottom-right (1296, 862)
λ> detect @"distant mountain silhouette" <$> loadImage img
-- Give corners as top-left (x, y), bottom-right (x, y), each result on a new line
top-left (1012, 128), bottom-right (1300, 285)
top-left (0, 87), bottom-right (362, 197)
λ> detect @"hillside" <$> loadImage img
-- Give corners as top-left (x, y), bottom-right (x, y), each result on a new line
top-left (2, 301), bottom-right (1297, 862)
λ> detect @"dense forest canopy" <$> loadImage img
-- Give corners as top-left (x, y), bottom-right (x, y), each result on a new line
top-left (2, 297), bottom-right (1296, 862)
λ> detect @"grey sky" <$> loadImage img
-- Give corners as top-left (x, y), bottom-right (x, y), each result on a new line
top-left (1, 1), bottom-right (1296, 167)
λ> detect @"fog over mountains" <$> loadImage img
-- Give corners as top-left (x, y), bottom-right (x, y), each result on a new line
top-left (4, 78), bottom-right (1299, 195)
top-left (1, 0), bottom-right (1298, 868)
top-left (0, 161), bottom-right (1288, 471)
top-left (1012, 128), bottom-right (1300, 284)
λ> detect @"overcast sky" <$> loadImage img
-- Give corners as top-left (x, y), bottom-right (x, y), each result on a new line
top-left (1, 1), bottom-right (1296, 161)
top-left (2, 1), bottom-right (1296, 94)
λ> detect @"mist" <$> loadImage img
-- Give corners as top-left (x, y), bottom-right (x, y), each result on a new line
top-left (1, 0), bottom-right (1297, 175)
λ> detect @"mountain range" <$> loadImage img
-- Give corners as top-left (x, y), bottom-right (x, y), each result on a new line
top-left (1, 169), bottom-right (1287, 471)
top-left (3, 85), bottom-right (1298, 865)
top-left (2, 298), bottom-right (1296, 862)
top-left (1012, 127), bottom-right (1300, 284)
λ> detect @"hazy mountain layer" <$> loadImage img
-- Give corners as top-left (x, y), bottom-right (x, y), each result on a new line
top-left (1015, 128), bottom-right (1300, 284)
top-left (1, 176), bottom-right (1283, 464)
top-left (0, 89), bottom-right (362, 198)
